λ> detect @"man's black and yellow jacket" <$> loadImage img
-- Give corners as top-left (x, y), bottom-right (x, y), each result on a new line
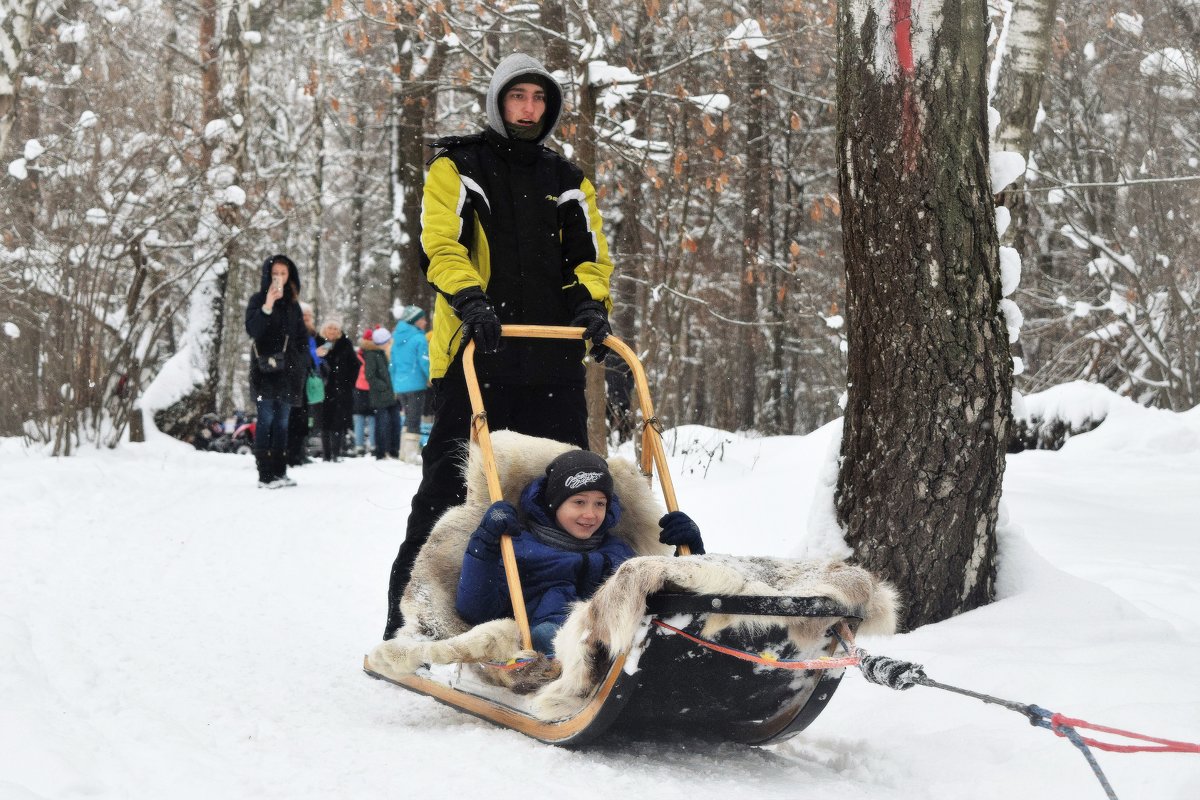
top-left (421, 126), bottom-right (613, 386)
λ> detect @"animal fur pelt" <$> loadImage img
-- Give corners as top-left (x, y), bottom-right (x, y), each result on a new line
top-left (366, 430), bottom-right (898, 721)
top-left (533, 554), bottom-right (897, 719)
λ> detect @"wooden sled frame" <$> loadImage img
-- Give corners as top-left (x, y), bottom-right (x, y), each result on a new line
top-left (364, 325), bottom-right (860, 746)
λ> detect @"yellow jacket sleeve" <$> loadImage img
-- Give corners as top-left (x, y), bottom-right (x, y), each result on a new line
top-left (421, 158), bottom-right (487, 296)
top-left (559, 177), bottom-right (614, 313)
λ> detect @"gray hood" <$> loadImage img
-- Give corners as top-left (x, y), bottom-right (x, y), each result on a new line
top-left (485, 53), bottom-right (562, 144)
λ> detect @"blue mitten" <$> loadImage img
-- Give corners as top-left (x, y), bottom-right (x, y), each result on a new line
top-left (658, 511), bottom-right (706, 555)
top-left (468, 501), bottom-right (519, 559)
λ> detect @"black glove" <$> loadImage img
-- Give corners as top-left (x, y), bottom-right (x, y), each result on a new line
top-left (467, 501), bottom-right (519, 559)
top-left (450, 287), bottom-right (502, 354)
top-left (658, 511), bottom-right (705, 555)
top-left (571, 300), bottom-right (612, 363)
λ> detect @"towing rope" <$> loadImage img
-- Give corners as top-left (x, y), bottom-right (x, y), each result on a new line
top-left (826, 629), bottom-right (1200, 800)
top-left (650, 619), bottom-right (861, 670)
top-left (649, 617), bottom-right (1198, 799)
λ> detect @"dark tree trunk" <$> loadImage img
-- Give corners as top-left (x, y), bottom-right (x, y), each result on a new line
top-left (737, 13), bottom-right (768, 431)
top-left (835, 0), bottom-right (1013, 630)
top-left (543, 2), bottom-right (608, 453)
top-left (391, 25), bottom-right (445, 312)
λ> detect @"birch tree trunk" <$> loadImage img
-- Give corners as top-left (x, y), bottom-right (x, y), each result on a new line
top-left (991, 0), bottom-right (1058, 246)
top-left (835, 0), bottom-right (1013, 630)
top-left (0, 0), bottom-right (36, 157)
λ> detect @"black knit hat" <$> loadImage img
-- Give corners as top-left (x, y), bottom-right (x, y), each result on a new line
top-left (543, 450), bottom-right (613, 511)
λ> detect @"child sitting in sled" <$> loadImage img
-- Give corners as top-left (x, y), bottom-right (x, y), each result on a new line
top-left (455, 449), bottom-right (706, 657)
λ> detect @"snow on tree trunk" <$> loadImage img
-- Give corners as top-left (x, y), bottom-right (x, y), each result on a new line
top-left (0, 0), bottom-right (37, 158)
top-left (835, 0), bottom-right (1013, 630)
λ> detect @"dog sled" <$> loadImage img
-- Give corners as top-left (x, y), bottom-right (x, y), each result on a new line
top-left (364, 326), bottom-right (897, 746)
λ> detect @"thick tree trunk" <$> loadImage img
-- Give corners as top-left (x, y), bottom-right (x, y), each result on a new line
top-left (835, 0), bottom-right (1013, 630)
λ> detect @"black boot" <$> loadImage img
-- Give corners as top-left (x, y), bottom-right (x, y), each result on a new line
top-left (321, 429), bottom-right (334, 462)
top-left (255, 450), bottom-right (272, 488)
top-left (273, 451), bottom-right (296, 487)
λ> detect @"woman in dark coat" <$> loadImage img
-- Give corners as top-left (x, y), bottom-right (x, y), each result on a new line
top-left (316, 320), bottom-right (358, 461)
top-left (245, 254), bottom-right (310, 488)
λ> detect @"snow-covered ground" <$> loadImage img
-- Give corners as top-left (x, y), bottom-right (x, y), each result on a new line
top-left (3, 386), bottom-right (1199, 799)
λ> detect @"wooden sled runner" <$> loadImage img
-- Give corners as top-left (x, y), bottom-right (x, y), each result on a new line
top-left (364, 325), bottom-right (892, 746)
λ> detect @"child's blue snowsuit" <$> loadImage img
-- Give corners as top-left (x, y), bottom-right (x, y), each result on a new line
top-left (455, 477), bottom-right (635, 655)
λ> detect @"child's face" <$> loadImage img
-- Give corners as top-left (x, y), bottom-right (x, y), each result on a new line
top-left (554, 490), bottom-right (608, 540)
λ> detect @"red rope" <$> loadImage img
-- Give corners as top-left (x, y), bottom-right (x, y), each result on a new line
top-left (651, 619), bottom-right (860, 670)
top-left (482, 658), bottom-right (536, 671)
top-left (1050, 713), bottom-right (1200, 754)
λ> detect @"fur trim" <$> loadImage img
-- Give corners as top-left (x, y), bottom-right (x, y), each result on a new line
top-left (533, 555), bottom-right (898, 719)
top-left (370, 431), bottom-right (899, 722)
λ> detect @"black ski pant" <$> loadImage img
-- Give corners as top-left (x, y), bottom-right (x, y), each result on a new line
top-left (286, 401), bottom-right (310, 465)
top-left (383, 369), bottom-right (588, 639)
top-left (321, 426), bottom-right (346, 461)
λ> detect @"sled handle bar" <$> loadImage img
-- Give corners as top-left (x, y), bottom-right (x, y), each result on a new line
top-left (463, 325), bottom-right (687, 651)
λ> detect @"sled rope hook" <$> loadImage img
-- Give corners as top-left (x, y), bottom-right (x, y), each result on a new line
top-left (829, 630), bottom-right (1200, 800)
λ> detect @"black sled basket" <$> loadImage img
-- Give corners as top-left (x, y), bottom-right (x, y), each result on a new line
top-left (364, 326), bottom-right (862, 746)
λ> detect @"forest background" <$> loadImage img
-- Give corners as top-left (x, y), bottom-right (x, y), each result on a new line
top-left (0, 0), bottom-right (1196, 454)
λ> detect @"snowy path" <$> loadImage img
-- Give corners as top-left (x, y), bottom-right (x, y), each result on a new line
top-left (2, 417), bottom-right (1198, 799)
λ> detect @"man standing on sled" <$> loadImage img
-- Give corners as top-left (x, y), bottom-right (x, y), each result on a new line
top-left (383, 52), bottom-right (616, 640)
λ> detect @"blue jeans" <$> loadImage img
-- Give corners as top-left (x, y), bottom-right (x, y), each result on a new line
top-left (532, 621), bottom-right (561, 657)
top-left (353, 413), bottom-right (375, 449)
top-left (398, 390), bottom-right (426, 434)
top-left (374, 404), bottom-right (400, 457)
top-left (254, 397), bottom-right (290, 454)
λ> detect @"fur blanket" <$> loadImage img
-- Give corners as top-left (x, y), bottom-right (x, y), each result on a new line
top-left (368, 431), bottom-right (898, 720)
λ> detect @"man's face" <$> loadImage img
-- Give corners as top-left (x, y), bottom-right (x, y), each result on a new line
top-left (502, 82), bottom-right (546, 129)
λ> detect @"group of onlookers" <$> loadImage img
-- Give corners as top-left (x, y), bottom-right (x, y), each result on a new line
top-left (357, 306), bottom-right (430, 463)
top-left (245, 252), bottom-right (430, 488)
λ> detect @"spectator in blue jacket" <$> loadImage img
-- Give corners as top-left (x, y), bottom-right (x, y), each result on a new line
top-left (455, 450), bottom-right (705, 657)
top-left (389, 305), bottom-right (431, 464)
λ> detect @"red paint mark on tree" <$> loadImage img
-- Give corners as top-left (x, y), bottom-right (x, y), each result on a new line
top-left (893, 0), bottom-right (919, 173)
top-left (893, 0), bottom-right (915, 76)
